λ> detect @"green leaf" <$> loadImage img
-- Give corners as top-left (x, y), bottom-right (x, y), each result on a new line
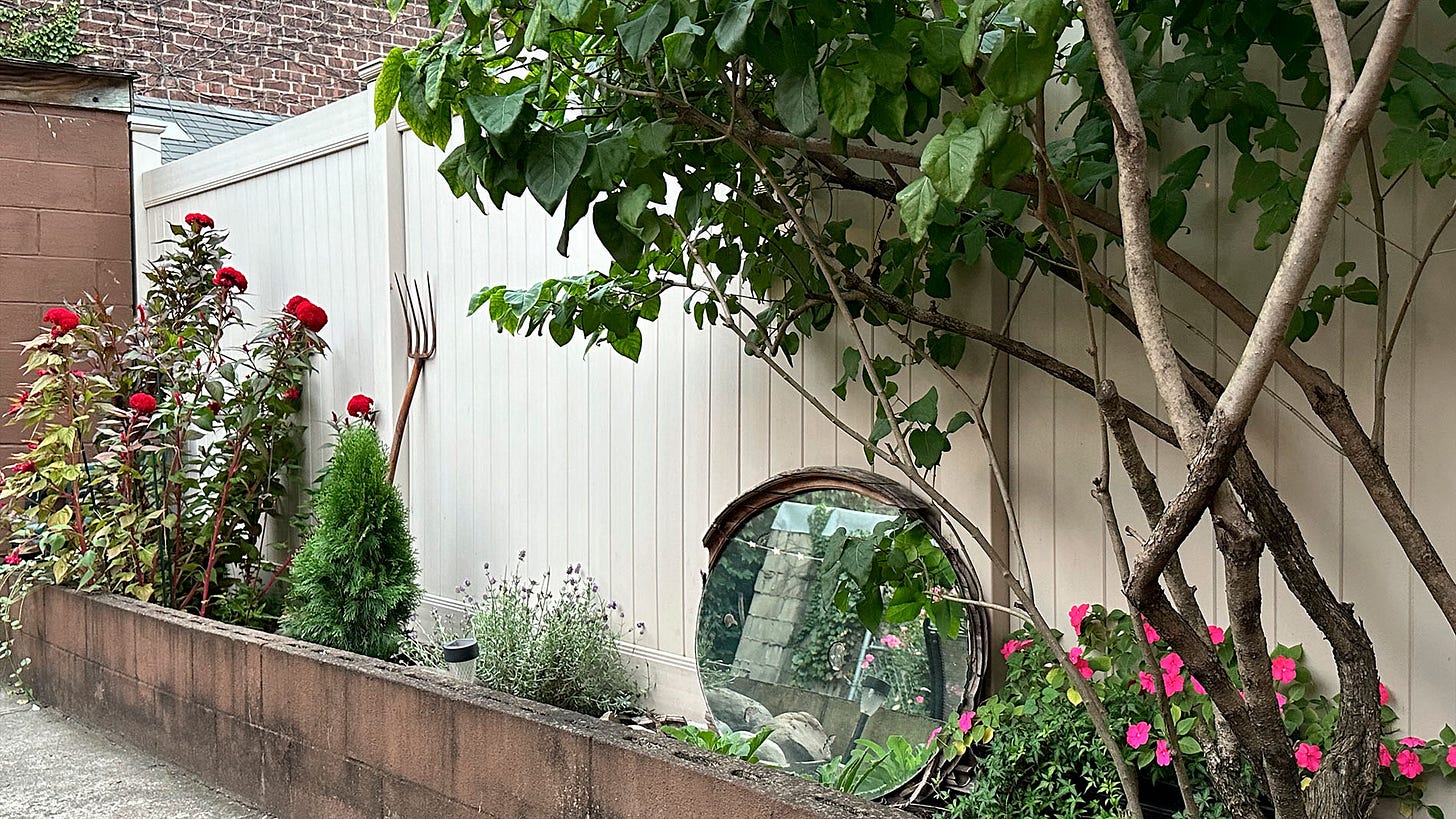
top-left (989, 132), bottom-right (1034, 187)
top-left (856, 586), bottom-right (884, 631)
top-left (908, 427), bottom-right (950, 467)
top-left (1342, 276), bottom-right (1380, 305)
top-left (921, 127), bottom-right (987, 206)
top-left (618, 1), bottom-right (671, 62)
top-left (984, 31), bottom-right (1055, 106)
top-left (1231, 154), bottom-right (1282, 206)
top-left (544, 0), bottom-right (590, 25)
top-left (525, 129), bottom-right (589, 213)
top-left (593, 197), bottom-right (645, 269)
top-left (921, 21), bottom-right (965, 74)
top-left (465, 88), bottom-right (530, 136)
top-left (775, 67), bottom-right (820, 137)
top-left (714, 0), bottom-right (757, 54)
top-left (820, 66), bottom-right (874, 136)
top-left (610, 327), bottom-right (643, 361)
top-left (398, 62), bottom-right (452, 148)
top-left (833, 347), bottom-right (861, 399)
top-left (902, 387), bottom-right (938, 425)
top-left (896, 176), bottom-right (939, 242)
top-left (374, 49), bottom-right (405, 127)
top-left (927, 332), bottom-right (966, 368)
top-left (1178, 736), bottom-right (1201, 755)
top-left (946, 411), bottom-right (973, 433)
top-left (663, 16), bottom-right (705, 69)
top-left (1009, 0), bottom-right (1063, 44)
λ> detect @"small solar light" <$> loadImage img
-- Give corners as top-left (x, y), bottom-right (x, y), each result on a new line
top-left (442, 637), bottom-right (480, 683)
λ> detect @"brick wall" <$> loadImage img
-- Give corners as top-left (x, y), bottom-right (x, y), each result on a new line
top-left (8, 586), bottom-right (912, 819)
top-left (0, 99), bottom-right (132, 457)
top-left (75, 0), bottom-right (436, 116)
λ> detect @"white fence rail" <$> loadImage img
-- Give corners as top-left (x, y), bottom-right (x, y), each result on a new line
top-left (139, 81), bottom-right (1455, 741)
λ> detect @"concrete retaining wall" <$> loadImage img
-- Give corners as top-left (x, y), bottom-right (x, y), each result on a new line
top-left (8, 585), bottom-right (910, 819)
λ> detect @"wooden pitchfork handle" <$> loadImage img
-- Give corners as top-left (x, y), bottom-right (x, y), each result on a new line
top-left (386, 358), bottom-right (424, 483)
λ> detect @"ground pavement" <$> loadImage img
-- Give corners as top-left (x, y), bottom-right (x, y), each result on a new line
top-left (0, 690), bottom-right (269, 818)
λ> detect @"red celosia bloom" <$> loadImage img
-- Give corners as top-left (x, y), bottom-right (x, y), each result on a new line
top-left (285, 295), bottom-right (308, 314)
top-left (10, 390), bottom-right (29, 413)
top-left (213, 266), bottom-right (248, 292)
top-left (1295, 743), bottom-right (1322, 773)
top-left (293, 301), bottom-right (327, 332)
top-left (346, 394), bottom-right (373, 417)
top-left (44, 306), bottom-right (79, 336)
top-left (129, 393), bottom-right (158, 414)
top-left (184, 213), bottom-right (214, 229)
top-left (282, 387), bottom-right (300, 401)
top-left (14, 461), bottom-right (36, 474)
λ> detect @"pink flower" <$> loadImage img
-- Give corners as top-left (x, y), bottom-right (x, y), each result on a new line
top-left (880, 634), bottom-right (903, 649)
top-left (1162, 673), bottom-right (1186, 695)
top-left (1069, 603), bottom-right (1091, 636)
top-left (1069, 646), bottom-right (1093, 679)
top-left (958, 711), bottom-right (976, 732)
top-left (1138, 671), bottom-right (1157, 694)
top-left (861, 653), bottom-right (875, 669)
top-left (1396, 749), bottom-right (1423, 778)
top-left (914, 695), bottom-right (924, 704)
top-left (1160, 653), bottom-right (1184, 676)
top-left (1126, 721), bottom-right (1151, 749)
top-left (3, 548), bottom-right (19, 566)
top-left (1447, 746), bottom-right (1455, 768)
top-left (926, 727), bottom-right (941, 747)
top-left (1271, 655), bottom-right (1297, 684)
top-left (1155, 739), bottom-right (1172, 767)
top-left (1398, 736), bottom-right (1426, 748)
top-left (1142, 619), bottom-right (1160, 644)
top-left (1277, 692), bottom-right (1287, 711)
top-left (1379, 744), bottom-right (1393, 768)
top-left (1208, 625), bottom-right (1225, 645)
top-left (1192, 677), bottom-right (1206, 695)
top-left (1000, 638), bottom-right (1033, 660)
top-left (1379, 682), bottom-right (1390, 706)
top-left (1295, 743), bottom-right (1322, 773)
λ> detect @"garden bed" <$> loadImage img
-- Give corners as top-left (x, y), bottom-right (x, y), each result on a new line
top-left (6, 585), bottom-right (910, 819)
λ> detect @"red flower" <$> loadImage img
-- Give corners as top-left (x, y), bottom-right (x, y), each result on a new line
top-left (213, 266), bottom-right (248, 292)
top-left (44, 307), bottom-right (79, 336)
top-left (9, 391), bottom-right (29, 414)
top-left (347, 394), bottom-right (373, 417)
top-left (282, 387), bottom-right (300, 401)
top-left (207, 400), bottom-right (222, 413)
top-left (285, 295), bottom-right (308, 314)
top-left (129, 393), bottom-right (158, 414)
top-left (292, 300), bottom-right (327, 332)
top-left (184, 213), bottom-right (214, 229)
top-left (14, 461), bottom-right (36, 474)
top-left (3, 548), bottom-right (19, 566)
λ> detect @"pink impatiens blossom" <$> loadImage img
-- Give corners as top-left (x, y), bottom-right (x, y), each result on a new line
top-left (1398, 736), bottom-right (1426, 748)
top-left (1277, 692), bottom-right (1288, 711)
top-left (1295, 743), bottom-right (1322, 773)
top-left (1208, 624), bottom-right (1226, 645)
top-left (1142, 619), bottom-right (1160, 644)
top-left (958, 711), bottom-right (976, 732)
top-left (1379, 681), bottom-right (1390, 706)
top-left (1271, 655), bottom-right (1297, 684)
top-left (1069, 603), bottom-right (1091, 636)
top-left (1138, 671), bottom-right (1157, 694)
top-left (1000, 638), bottom-right (1033, 660)
top-left (1396, 749), bottom-right (1424, 778)
top-left (1155, 740), bottom-right (1172, 767)
top-left (1162, 673), bottom-right (1186, 695)
top-left (861, 653), bottom-right (875, 669)
top-left (1069, 646), bottom-right (1094, 679)
top-left (880, 634), bottom-right (904, 649)
top-left (1126, 721), bottom-right (1151, 749)
top-left (1447, 746), bottom-right (1455, 768)
top-left (1191, 677), bottom-right (1206, 695)
top-left (1379, 744), bottom-right (1392, 768)
top-left (1160, 652), bottom-right (1184, 676)
top-left (914, 695), bottom-right (924, 704)
top-left (926, 727), bottom-right (941, 747)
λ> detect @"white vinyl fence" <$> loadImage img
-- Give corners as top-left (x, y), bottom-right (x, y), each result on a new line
top-left (137, 75), bottom-right (1455, 742)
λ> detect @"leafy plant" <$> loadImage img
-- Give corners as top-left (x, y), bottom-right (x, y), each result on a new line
top-left (816, 735), bottom-right (935, 799)
top-left (280, 423), bottom-right (420, 659)
top-left (662, 724), bottom-right (776, 764)
top-left (0, 1), bottom-right (84, 62)
top-left (2, 217), bottom-right (326, 624)
top-left (406, 556), bottom-right (643, 716)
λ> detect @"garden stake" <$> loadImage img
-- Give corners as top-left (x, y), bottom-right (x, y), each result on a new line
top-left (387, 272), bottom-right (436, 482)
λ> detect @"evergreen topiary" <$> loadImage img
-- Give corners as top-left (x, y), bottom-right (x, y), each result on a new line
top-left (281, 423), bottom-right (420, 659)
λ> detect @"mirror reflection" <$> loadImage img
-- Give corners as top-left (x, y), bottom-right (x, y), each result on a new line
top-left (696, 488), bottom-right (967, 792)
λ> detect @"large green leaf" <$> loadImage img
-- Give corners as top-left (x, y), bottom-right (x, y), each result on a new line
top-left (374, 49), bottom-right (405, 127)
top-left (920, 21), bottom-right (964, 74)
top-left (618, 1), bottom-right (671, 61)
top-left (984, 31), bottom-right (1055, 106)
top-left (464, 88), bottom-right (530, 136)
top-left (1009, 0), bottom-right (1063, 44)
top-left (896, 176), bottom-right (939, 242)
top-left (397, 62), bottom-right (452, 148)
top-left (921, 127), bottom-right (987, 205)
top-left (593, 197), bottom-right (644, 269)
top-left (775, 67), bottom-right (820, 137)
top-left (714, 0), bottom-right (758, 54)
top-left (820, 66), bottom-right (874, 136)
top-left (663, 17), bottom-right (705, 70)
top-left (525, 129), bottom-right (589, 213)
top-left (544, 0), bottom-right (591, 25)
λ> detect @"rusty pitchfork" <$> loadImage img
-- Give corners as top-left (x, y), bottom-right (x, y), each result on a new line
top-left (387, 272), bottom-right (437, 482)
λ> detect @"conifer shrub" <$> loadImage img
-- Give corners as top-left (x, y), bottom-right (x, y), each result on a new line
top-left (281, 423), bottom-right (420, 659)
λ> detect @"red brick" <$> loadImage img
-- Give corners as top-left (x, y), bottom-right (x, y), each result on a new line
top-left (0, 208), bottom-right (39, 255)
top-left (37, 211), bottom-right (131, 262)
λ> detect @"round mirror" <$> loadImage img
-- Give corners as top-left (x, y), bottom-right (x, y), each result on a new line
top-left (696, 468), bottom-right (989, 797)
